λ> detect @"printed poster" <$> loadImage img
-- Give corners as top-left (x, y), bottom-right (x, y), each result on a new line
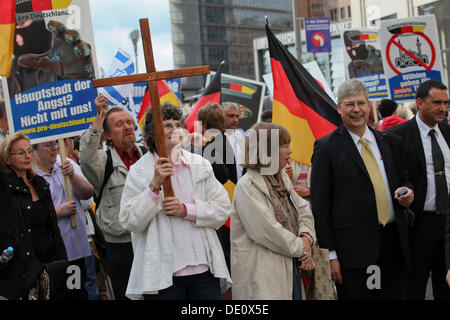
top-left (342, 28), bottom-right (388, 99)
top-left (206, 72), bottom-right (266, 131)
top-left (379, 15), bottom-right (444, 101)
top-left (1, 0), bottom-right (99, 143)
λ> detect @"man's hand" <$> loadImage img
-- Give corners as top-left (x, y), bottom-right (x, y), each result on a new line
top-left (95, 94), bottom-right (109, 118)
top-left (162, 197), bottom-right (186, 217)
top-left (92, 93), bottom-right (109, 130)
top-left (60, 159), bottom-right (74, 178)
top-left (56, 201), bottom-right (77, 218)
top-left (330, 259), bottom-right (343, 284)
top-left (394, 187), bottom-right (414, 207)
top-left (151, 157), bottom-right (173, 189)
top-left (0, 295), bottom-right (8, 300)
top-left (17, 20), bottom-right (94, 80)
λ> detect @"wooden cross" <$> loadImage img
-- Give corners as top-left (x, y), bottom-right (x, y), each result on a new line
top-left (93, 18), bottom-right (210, 197)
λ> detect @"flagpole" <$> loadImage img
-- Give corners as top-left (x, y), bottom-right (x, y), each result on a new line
top-left (291, 0), bottom-right (302, 62)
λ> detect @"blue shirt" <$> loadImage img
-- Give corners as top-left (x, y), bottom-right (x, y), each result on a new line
top-left (34, 158), bottom-right (90, 262)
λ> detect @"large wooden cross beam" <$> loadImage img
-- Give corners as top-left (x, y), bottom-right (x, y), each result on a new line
top-left (93, 18), bottom-right (210, 197)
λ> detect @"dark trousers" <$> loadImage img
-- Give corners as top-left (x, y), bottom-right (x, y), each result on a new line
top-left (216, 225), bottom-right (230, 272)
top-left (143, 271), bottom-right (221, 300)
top-left (410, 212), bottom-right (450, 300)
top-left (336, 222), bottom-right (409, 300)
top-left (292, 259), bottom-right (302, 300)
top-left (104, 241), bottom-right (133, 300)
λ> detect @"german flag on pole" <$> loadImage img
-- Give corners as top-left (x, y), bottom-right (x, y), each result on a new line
top-left (266, 23), bottom-right (341, 166)
top-left (137, 80), bottom-right (181, 131)
top-left (184, 61), bottom-right (224, 133)
top-left (0, 0), bottom-right (16, 76)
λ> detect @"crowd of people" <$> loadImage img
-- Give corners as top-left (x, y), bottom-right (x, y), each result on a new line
top-left (0, 78), bottom-right (449, 301)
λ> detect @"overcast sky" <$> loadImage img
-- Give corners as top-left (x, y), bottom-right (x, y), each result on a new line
top-left (90, 0), bottom-right (173, 76)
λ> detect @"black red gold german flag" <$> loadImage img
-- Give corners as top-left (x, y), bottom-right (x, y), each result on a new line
top-left (266, 23), bottom-right (341, 166)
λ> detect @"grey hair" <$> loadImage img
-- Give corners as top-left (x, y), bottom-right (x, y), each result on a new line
top-left (222, 102), bottom-right (239, 111)
top-left (337, 79), bottom-right (368, 104)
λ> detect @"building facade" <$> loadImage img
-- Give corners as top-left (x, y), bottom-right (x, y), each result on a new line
top-left (253, 0), bottom-right (351, 95)
top-left (254, 0), bottom-right (448, 98)
top-left (170, 0), bottom-right (294, 96)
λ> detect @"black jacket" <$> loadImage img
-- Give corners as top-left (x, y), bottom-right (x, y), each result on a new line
top-left (0, 171), bottom-right (67, 299)
top-left (311, 126), bottom-right (412, 269)
top-left (193, 132), bottom-right (238, 185)
top-left (388, 118), bottom-right (450, 215)
top-left (447, 193), bottom-right (450, 270)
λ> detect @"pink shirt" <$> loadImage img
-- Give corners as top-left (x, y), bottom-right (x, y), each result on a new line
top-left (148, 151), bottom-right (209, 277)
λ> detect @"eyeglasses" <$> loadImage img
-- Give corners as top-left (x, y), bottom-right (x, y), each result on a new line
top-left (41, 142), bottom-right (59, 149)
top-left (10, 149), bottom-right (34, 157)
top-left (341, 100), bottom-right (369, 109)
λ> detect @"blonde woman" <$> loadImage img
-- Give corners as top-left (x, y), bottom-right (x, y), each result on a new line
top-left (231, 122), bottom-right (316, 300)
top-left (0, 132), bottom-right (66, 300)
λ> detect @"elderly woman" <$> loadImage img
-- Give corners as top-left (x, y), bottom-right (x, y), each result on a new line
top-left (231, 122), bottom-right (316, 300)
top-left (0, 132), bottom-right (66, 300)
top-left (119, 103), bottom-right (232, 300)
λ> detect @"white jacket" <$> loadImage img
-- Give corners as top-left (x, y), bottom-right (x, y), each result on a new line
top-left (119, 149), bottom-right (232, 299)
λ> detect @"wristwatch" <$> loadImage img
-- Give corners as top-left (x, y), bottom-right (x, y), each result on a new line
top-left (149, 182), bottom-right (161, 194)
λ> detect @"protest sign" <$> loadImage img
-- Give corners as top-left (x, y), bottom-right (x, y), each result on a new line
top-left (342, 28), bottom-right (388, 99)
top-left (303, 61), bottom-right (336, 103)
top-left (206, 72), bottom-right (266, 131)
top-left (379, 15), bottom-right (444, 101)
top-left (1, 0), bottom-right (99, 143)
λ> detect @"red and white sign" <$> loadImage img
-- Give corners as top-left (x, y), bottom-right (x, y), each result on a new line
top-left (379, 15), bottom-right (444, 101)
top-left (312, 32), bottom-right (326, 47)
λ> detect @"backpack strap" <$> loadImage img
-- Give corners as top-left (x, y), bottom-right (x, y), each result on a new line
top-left (94, 149), bottom-right (113, 208)
top-left (138, 145), bottom-right (147, 155)
top-left (94, 145), bottom-right (147, 208)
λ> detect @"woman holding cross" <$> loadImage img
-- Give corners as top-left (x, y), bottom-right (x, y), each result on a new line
top-left (119, 103), bottom-right (232, 300)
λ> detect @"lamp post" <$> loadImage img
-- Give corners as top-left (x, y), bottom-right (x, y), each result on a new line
top-left (129, 29), bottom-right (140, 73)
top-left (292, 0), bottom-right (302, 62)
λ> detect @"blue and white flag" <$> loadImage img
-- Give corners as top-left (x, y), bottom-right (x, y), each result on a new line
top-left (99, 48), bottom-right (135, 106)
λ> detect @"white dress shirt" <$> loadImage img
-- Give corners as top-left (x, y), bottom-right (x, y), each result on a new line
top-left (415, 116), bottom-right (450, 211)
top-left (225, 128), bottom-right (245, 180)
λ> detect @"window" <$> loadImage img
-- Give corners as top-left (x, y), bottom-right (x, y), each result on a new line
top-left (348, 6), bottom-right (351, 18)
top-left (330, 9), bottom-right (338, 21)
top-left (340, 7), bottom-right (345, 19)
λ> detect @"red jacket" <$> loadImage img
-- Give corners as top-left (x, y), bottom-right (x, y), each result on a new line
top-left (377, 114), bottom-right (407, 130)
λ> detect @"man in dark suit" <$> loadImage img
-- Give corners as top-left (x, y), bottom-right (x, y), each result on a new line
top-left (311, 79), bottom-right (414, 300)
top-left (389, 79), bottom-right (450, 299)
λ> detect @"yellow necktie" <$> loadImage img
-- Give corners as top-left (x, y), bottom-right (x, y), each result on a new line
top-left (359, 138), bottom-right (391, 226)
